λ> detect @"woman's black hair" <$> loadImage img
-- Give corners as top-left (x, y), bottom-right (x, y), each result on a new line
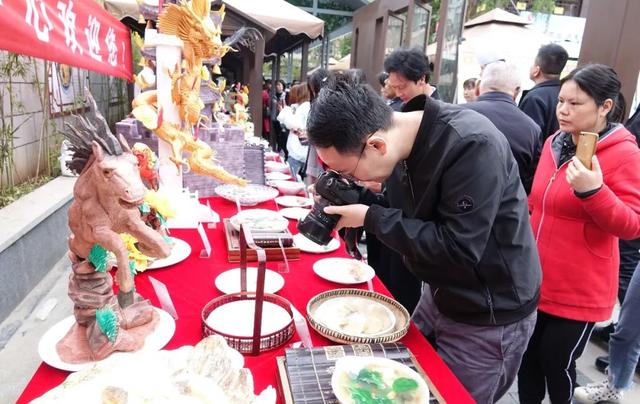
top-left (609, 92), bottom-right (627, 124)
top-left (342, 68), bottom-right (367, 85)
top-left (275, 79), bottom-right (286, 91)
top-left (307, 68), bottom-right (329, 102)
top-left (377, 71), bottom-right (389, 87)
top-left (561, 64), bottom-right (622, 122)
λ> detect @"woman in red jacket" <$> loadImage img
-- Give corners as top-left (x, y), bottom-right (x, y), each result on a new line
top-left (518, 64), bottom-right (640, 403)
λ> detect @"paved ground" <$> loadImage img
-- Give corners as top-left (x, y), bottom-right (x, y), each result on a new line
top-left (1, 255), bottom-right (639, 403)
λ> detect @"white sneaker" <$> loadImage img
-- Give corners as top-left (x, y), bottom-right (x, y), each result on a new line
top-left (574, 378), bottom-right (623, 403)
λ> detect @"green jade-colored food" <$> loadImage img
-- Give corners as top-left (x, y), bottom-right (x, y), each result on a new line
top-left (347, 368), bottom-right (420, 404)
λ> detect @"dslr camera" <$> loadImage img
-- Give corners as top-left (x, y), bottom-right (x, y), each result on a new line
top-left (297, 170), bottom-right (362, 245)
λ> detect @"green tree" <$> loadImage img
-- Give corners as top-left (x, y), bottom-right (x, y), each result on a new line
top-left (531, 0), bottom-right (556, 13)
top-left (337, 34), bottom-right (352, 59)
top-left (428, 0), bottom-right (441, 44)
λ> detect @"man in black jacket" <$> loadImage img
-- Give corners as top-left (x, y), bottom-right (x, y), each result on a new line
top-left (519, 43), bottom-right (568, 140)
top-left (465, 61), bottom-right (541, 194)
top-left (307, 77), bottom-right (541, 403)
top-left (384, 47), bottom-right (440, 103)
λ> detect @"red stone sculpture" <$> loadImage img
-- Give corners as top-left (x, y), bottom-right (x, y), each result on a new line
top-left (59, 91), bottom-right (172, 361)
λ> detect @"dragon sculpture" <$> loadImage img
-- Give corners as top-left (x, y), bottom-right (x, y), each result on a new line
top-left (131, 0), bottom-right (260, 185)
top-left (62, 91), bottom-right (171, 360)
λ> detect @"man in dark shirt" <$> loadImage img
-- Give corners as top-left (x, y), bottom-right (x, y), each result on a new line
top-left (306, 76), bottom-right (540, 403)
top-left (519, 43), bottom-right (569, 140)
top-left (465, 61), bottom-right (541, 194)
top-left (384, 47), bottom-right (440, 104)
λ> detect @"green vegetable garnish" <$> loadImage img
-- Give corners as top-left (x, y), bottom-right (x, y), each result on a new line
top-left (392, 377), bottom-right (419, 393)
top-left (357, 368), bottom-right (387, 389)
top-left (349, 387), bottom-right (392, 404)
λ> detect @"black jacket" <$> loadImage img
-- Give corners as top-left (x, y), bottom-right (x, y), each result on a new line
top-left (519, 79), bottom-right (561, 140)
top-left (465, 91), bottom-right (542, 194)
top-left (361, 96), bottom-right (541, 326)
top-left (626, 103), bottom-right (640, 145)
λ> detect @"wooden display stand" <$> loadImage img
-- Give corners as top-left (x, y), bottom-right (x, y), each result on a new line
top-left (223, 219), bottom-right (300, 262)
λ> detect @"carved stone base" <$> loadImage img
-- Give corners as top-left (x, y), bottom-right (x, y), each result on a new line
top-left (64, 256), bottom-right (157, 362)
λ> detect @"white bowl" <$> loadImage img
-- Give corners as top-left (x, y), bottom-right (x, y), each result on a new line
top-left (265, 161), bottom-right (289, 173)
top-left (265, 171), bottom-right (292, 181)
top-left (271, 180), bottom-right (305, 195)
top-left (331, 356), bottom-right (430, 404)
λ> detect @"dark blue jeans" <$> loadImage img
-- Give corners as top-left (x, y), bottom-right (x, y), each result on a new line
top-left (617, 238), bottom-right (640, 303)
top-left (609, 260), bottom-right (640, 389)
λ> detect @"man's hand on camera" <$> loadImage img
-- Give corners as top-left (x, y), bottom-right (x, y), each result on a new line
top-left (323, 204), bottom-right (369, 230)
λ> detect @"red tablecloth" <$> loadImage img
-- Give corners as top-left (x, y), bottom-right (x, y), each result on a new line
top-left (17, 197), bottom-right (473, 403)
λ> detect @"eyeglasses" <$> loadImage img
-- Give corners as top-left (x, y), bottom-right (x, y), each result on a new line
top-left (336, 135), bottom-right (371, 181)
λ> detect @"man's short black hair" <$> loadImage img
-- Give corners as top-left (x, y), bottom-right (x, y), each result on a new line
top-left (384, 47), bottom-right (430, 83)
top-left (307, 74), bottom-right (393, 155)
top-left (536, 44), bottom-right (569, 76)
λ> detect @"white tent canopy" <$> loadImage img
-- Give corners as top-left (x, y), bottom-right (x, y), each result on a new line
top-left (457, 8), bottom-right (550, 104)
top-left (104, 0), bottom-right (324, 40)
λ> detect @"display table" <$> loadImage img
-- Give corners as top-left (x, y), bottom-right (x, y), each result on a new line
top-left (17, 197), bottom-right (473, 403)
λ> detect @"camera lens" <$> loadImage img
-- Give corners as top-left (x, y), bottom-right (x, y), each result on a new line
top-left (297, 198), bottom-right (339, 245)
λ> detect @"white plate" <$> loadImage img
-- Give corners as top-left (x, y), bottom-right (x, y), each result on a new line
top-left (215, 267), bottom-right (285, 294)
top-left (293, 233), bottom-right (340, 254)
top-left (265, 171), bottom-right (292, 181)
top-left (229, 209), bottom-right (289, 233)
top-left (313, 258), bottom-right (375, 284)
top-left (331, 356), bottom-right (430, 404)
top-left (270, 180), bottom-right (305, 195)
top-left (38, 307), bottom-right (175, 372)
top-left (147, 238), bottom-right (191, 270)
top-left (314, 297), bottom-right (396, 337)
top-left (275, 196), bottom-right (313, 207)
top-left (264, 161), bottom-right (289, 173)
top-left (215, 184), bottom-right (279, 206)
top-left (205, 300), bottom-right (292, 337)
top-left (279, 207), bottom-right (310, 221)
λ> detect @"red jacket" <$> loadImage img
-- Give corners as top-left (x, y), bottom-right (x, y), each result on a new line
top-left (529, 124), bottom-right (640, 322)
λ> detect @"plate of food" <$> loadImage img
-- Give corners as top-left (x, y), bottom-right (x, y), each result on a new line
top-left (265, 171), bottom-right (292, 181)
top-left (147, 238), bottom-right (191, 270)
top-left (275, 196), bottom-right (313, 208)
top-left (270, 180), bottom-right (305, 196)
top-left (279, 207), bottom-right (310, 221)
top-left (313, 296), bottom-right (396, 338)
top-left (215, 267), bottom-right (285, 294)
top-left (264, 161), bottom-right (289, 173)
top-left (307, 289), bottom-right (411, 344)
top-left (313, 258), bottom-right (375, 285)
top-left (215, 184), bottom-right (279, 206)
top-left (331, 356), bottom-right (430, 404)
top-left (293, 233), bottom-right (340, 253)
top-left (38, 308), bottom-right (175, 372)
top-left (229, 209), bottom-right (289, 233)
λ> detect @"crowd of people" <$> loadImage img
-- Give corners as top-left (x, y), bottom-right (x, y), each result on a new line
top-left (261, 44), bottom-right (640, 403)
